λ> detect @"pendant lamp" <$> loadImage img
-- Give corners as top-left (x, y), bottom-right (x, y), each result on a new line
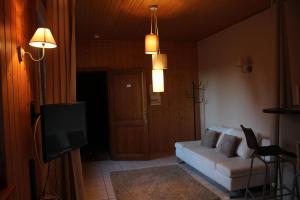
top-left (152, 53), bottom-right (167, 69)
top-left (152, 69), bottom-right (164, 92)
top-left (145, 5), bottom-right (159, 54)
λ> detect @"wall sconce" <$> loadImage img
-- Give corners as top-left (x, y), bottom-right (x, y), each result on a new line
top-left (152, 69), bottom-right (164, 92)
top-left (17, 27), bottom-right (57, 63)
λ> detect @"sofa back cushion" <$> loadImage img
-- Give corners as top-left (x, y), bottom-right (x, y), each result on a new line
top-left (207, 126), bottom-right (269, 159)
top-left (201, 129), bottom-right (220, 148)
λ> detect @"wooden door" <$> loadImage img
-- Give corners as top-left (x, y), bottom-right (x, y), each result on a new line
top-left (108, 69), bottom-right (148, 160)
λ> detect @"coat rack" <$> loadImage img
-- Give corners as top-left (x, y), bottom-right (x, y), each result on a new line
top-left (187, 81), bottom-right (207, 140)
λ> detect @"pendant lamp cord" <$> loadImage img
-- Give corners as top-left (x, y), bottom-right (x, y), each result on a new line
top-left (155, 11), bottom-right (159, 36)
top-left (153, 9), bottom-right (161, 54)
top-left (150, 10), bottom-right (153, 33)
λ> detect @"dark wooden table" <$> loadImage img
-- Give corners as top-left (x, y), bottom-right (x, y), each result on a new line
top-left (263, 107), bottom-right (300, 195)
top-left (263, 107), bottom-right (300, 115)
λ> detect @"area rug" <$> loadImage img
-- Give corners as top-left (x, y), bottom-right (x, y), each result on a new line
top-left (110, 165), bottom-right (220, 200)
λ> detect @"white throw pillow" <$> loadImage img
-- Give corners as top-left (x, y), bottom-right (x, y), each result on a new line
top-left (237, 140), bottom-right (254, 159)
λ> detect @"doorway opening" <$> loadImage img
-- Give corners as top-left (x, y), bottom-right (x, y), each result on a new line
top-left (76, 71), bottom-right (110, 161)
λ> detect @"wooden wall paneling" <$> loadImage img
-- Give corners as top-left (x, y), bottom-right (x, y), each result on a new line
top-left (58, 0), bottom-right (67, 103)
top-left (45, 0), bottom-right (54, 104)
top-left (0, 0), bottom-right (7, 190)
top-left (76, 40), bottom-right (199, 158)
top-left (16, 0), bottom-right (33, 197)
top-left (11, 0), bottom-right (23, 196)
top-left (4, 0), bottom-right (17, 193)
top-left (145, 42), bottom-right (199, 157)
top-left (77, 40), bottom-right (147, 69)
top-left (0, 0), bottom-right (36, 199)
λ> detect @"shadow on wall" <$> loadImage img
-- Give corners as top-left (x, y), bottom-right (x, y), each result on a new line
top-left (197, 8), bottom-right (277, 137)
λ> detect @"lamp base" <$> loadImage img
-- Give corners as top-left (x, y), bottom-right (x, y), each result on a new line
top-left (17, 46), bottom-right (25, 63)
top-left (149, 5), bottom-right (158, 12)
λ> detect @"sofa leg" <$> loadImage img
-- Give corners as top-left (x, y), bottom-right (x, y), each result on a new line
top-left (177, 157), bottom-right (184, 164)
top-left (229, 190), bottom-right (244, 199)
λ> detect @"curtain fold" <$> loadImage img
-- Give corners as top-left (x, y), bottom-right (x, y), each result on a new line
top-left (43, 0), bottom-right (86, 199)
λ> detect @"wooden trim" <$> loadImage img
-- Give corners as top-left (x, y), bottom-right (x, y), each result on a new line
top-left (77, 67), bottom-right (110, 72)
top-left (150, 152), bottom-right (174, 159)
top-left (0, 184), bottom-right (16, 200)
top-left (77, 67), bottom-right (149, 72)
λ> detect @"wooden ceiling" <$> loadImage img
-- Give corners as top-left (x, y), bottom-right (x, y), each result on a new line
top-left (76, 0), bottom-right (270, 41)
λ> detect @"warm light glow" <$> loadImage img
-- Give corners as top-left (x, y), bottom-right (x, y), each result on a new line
top-left (152, 54), bottom-right (168, 69)
top-left (29, 28), bottom-right (57, 49)
top-left (145, 34), bottom-right (159, 54)
top-left (152, 69), bottom-right (164, 92)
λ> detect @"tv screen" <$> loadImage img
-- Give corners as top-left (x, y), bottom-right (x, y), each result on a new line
top-left (41, 102), bottom-right (87, 162)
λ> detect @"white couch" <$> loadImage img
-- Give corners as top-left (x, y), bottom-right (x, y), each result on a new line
top-left (175, 126), bottom-right (271, 192)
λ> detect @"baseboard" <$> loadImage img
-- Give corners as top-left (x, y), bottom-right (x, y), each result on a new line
top-left (150, 152), bottom-right (174, 159)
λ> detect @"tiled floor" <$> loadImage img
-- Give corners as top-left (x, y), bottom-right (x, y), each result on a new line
top-left (82, 156), bottom-right (233, 200)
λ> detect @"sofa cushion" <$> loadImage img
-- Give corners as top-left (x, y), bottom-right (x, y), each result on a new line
top-left (226, 128), bottom-right (250, 158)
top-left (216, 134), bottom-right (238, 157)
top-left (217, 128), bottom-right (242, 148)
top-left (175, 140), bottom-right (201, 150)
top-left (221, 128), bottom-right (261, 159)
top-left (207, 126), bottom-right (232, 146)
top-left (201, 130), bottom-right (220, 148)
top-left (216, 157), bottom-right (265, 178)
top-left (182, 145), bottom-right (229, 169)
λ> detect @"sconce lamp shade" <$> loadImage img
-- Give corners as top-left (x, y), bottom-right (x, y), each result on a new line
top-left (29, 28), bottom-right (57, 49)
top-left (152, 69), bottom-right (164, 92)
top-left (152, 54), bottom-right (167, 69)
top-left (145, 34), bottom-right (159, 54)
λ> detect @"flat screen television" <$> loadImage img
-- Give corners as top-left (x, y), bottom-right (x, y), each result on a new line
top-left (41, 102), bottom-right (88, 163)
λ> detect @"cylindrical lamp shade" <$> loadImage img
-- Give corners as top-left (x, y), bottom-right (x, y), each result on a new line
top-left (145, 34), bottom-right (159, 54)
top-left (152, 69), bottom-right (164, 92)
top-left (29, 28), bottom-right (57, 49)
top-left (152, 54), bottom-right (168, 69)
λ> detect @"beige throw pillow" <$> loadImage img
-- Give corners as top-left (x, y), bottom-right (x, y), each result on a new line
top-left (216, 134), bottom-right (238, 157)
top-left (201, 130), bottom-right (220, 148)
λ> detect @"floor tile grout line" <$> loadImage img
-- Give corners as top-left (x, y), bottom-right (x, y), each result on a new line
top-left (100, 167), bottom-right (111, 200)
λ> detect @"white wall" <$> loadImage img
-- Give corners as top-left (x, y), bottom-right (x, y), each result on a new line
top-left (197, 8), bottom-right (277, 137)
top-left (197, 0), bottom-right (300, 188)
top-left (286, 0), bottom-right (300, 106)
top-left (280, 0), bottom-right (300, 188)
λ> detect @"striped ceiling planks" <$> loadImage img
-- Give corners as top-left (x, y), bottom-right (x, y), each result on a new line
top-left (76, 0), bottom-right (270, 41)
